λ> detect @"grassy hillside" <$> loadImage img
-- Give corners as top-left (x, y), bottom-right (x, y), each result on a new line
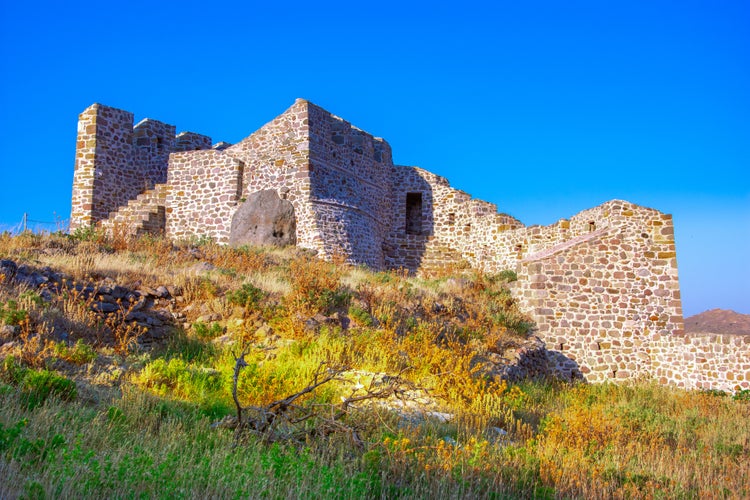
top-left (0, 231), bottom-right (748, 499)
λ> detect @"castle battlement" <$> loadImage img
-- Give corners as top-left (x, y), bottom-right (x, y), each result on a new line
top-left (69, 99), bottom-right (749, 393)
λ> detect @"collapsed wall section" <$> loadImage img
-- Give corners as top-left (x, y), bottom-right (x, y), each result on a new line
top-left (165, 150), bottom-right (244, 243)
top-left (512, 201), bottom-right (684, 382)
top-left (306, 103), bottom-right (394, 268)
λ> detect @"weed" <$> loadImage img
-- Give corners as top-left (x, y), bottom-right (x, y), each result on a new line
top-left (348, 304), bottom-right (373, 327)
top-left (226, 283), bottom-right (265, 309)
top-left (0, 299), bottom-right (28, 326)
top-left (3, 359), bottom-right (79, 409)
top-left (52, 339), bottom-right (97, 365)
top-left (193, 321), bottom-right (224, 340)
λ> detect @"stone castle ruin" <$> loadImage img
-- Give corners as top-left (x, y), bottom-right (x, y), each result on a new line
top-left (70, 99), bottom-right (749, 392)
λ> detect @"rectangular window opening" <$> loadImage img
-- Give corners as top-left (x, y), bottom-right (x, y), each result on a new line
top-left (405, 192), bottom-right (423, 235)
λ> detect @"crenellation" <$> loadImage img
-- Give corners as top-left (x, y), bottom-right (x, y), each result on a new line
top-left (69, 98), bottom-right (748, 394)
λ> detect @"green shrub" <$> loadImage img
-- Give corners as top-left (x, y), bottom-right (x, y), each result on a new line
top-left (20, 369), bottom-right (77, 409)
top-left (193, 321), bottom-right (224, 339)
top-left (19, 290), bottom-right (45, 308)
top-left (69, 225), bottom-right (99, 242)
top-left (348, 304), bottom-right (374, 327)
top-left (2, 355), bottom-right (25, 384)
top-left (227, 283), bottom-right (266, 309)
top-left (52, 339), bottom-right (97, 365)
top-left (496, 269), bottom-right (518, 282)
top-left (491, 310), bottom-right (535, 335)
top-left (134, 358), bottom-right (230, 416)
top-left (0, 300), bottom-right (28, 326)
top-left (164, 330), bottom-right (217, 364)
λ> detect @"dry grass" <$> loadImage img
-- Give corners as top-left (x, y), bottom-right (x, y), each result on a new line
top-left (0, 231), bottom-right (748, 498)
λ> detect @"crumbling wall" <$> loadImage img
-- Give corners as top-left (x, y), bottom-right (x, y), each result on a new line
top-left (72, 99), bottom-right (750, 394)
top-left (165, 150), bottom-right (244, 243)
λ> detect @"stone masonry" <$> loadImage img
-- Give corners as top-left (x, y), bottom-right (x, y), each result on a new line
top-left (70, 99), bottom-right (749, 393)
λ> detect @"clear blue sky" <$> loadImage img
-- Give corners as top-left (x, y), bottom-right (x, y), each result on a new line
top-left (0, 0), bottom-right (748, 316)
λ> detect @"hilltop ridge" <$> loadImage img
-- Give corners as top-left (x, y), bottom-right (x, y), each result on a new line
top-left (685, 309), bottom-right (750, 336)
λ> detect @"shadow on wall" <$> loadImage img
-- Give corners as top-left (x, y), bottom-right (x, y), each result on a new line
top-left (545, 350), bottom-right (585, 382)
top-left (384, 169), bottom-right (435, 272)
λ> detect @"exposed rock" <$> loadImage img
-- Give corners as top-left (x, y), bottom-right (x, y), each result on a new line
top-left (189, 262), bottom-right (215, 274)
top-left (0, 259), bottom-right (18, 280)
top-left (229, 189), bottom-right (296, 247)
top-left (472, 335), bottom-right (551, 383)
top-left (212, 333), bottom-right (236, 346)
top-left (0, 324), bottom-right (17, 343)
top-left (196, 313), bottom-right (221, 323)
top-left (92, 302), bottom-right (119, 314)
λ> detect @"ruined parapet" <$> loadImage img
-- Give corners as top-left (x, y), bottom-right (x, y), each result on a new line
top-left (70, 104), bottom-right (218, 231)
top-left (175, 131), bottom-right (212, 152)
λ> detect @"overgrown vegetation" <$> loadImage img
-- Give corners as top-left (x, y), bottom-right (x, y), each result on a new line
top-left (0, 230), bottom-right (747, 498)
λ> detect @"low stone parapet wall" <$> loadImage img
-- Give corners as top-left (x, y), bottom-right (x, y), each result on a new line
top-left (651, 332), bottom-right (750, 392)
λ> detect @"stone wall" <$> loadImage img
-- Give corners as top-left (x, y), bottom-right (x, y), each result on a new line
top-left (512, 201), bottom-right (684, 382)
top-left (71, 104), bottom-right (216, 231)
top-left (165, 150), bottom-right (244, 243)
top-left (385, 166), bottom-right (524, 272)
top-left (651, 332), bottom-right (750, 392)
top-left (223, 99), bottom-right (317, 252)
top-left (71, 104), bottom-right (136, 230)
top-left (132, 118), bottom-right (175, 190)
top-left (306, 103), bottom-right (394, 268)
top-left (175, 132), bottom-right (212, 152)
top-left (71, 99), bottom-right (750, 394)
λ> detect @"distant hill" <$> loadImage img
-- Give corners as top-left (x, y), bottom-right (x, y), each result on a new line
top-left (684, 309), bottom-right (750, 335)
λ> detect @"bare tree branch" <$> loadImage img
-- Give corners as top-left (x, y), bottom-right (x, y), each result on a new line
top-left (228, 356), bottom-right (419, 448)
